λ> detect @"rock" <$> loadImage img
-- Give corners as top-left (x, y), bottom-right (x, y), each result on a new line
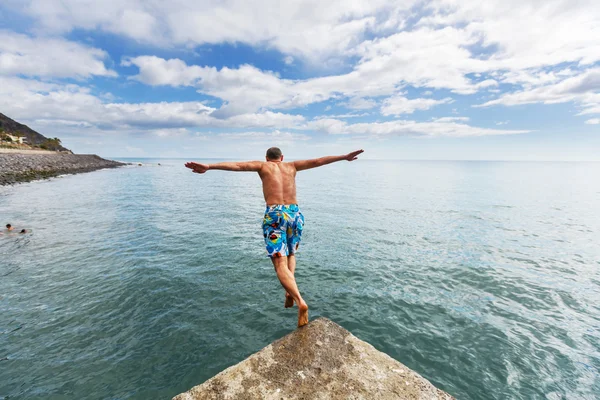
top-left (0, 153), bottom-right (125, 185)
top-left (173, 318), bottom-right (454, 400)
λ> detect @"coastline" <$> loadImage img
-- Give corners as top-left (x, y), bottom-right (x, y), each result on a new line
top-left (0, 151), bottom-right (126, 185)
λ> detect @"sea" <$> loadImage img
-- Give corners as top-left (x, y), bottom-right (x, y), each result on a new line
top-left (1, 159), bottom-right (599, 399)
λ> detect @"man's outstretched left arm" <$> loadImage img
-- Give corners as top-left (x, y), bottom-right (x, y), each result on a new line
top-left (293, 149), bottom-right (364, 171)
top-left (185, 161), bottom-right (263, 174)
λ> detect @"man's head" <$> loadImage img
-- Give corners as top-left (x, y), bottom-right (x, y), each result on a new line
top-left (20, 229), bottom-right (26, 234)
top-left (6, 224), bottom-right (12, 230)
top-left (266, 147), bottom-right (283, 161)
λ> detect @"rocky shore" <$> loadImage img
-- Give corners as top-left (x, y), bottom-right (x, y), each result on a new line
top-left (0, 152), bottom-right (125, 185)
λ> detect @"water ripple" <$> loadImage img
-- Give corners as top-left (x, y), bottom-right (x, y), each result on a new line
top-left (1, 160), bottom-right (599, 399)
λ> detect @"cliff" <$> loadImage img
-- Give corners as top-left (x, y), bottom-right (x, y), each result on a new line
top-left (0, 112), bottom-right (70, 151)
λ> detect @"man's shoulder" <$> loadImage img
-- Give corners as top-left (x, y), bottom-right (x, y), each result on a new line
top-left (283, 161), bottom-right (298, 171)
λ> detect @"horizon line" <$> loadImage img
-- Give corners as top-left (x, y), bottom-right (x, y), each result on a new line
top-left (106, 157), bottom-right (600, 163)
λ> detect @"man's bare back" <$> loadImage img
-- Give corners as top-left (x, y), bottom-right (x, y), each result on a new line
top-left (258, 161), bottom-right (298, 205)
top-left (185, 147), bottom-right (363, 327)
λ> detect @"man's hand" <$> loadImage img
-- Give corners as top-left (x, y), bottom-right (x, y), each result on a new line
top-left (185, 162), bottom-right (209, 174)
top-left (345, 149), bottom-right (364, 161)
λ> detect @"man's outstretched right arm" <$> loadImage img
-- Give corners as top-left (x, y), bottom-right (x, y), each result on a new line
top-left (293, 149), bottom-right (364, 171)
top-left (185, 161), bottom-right (263, 174)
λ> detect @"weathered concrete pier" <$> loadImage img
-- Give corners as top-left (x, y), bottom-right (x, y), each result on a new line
top-left (174, 318), bottom-right (454, 400)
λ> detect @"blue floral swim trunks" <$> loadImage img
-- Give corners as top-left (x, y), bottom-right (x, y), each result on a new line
top-left (262, 204), bottom-right (305, 258)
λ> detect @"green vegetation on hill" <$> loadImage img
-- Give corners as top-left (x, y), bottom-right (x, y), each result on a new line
top-left (40, 138), bottom-right (64, 151)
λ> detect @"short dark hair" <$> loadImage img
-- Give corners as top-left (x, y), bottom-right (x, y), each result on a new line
top-left (20, 229), bottom-right (26, 233)
top-left (6, 224), bottom-right (11, 228)
top-left (266, 147), bottom-right (282, 160)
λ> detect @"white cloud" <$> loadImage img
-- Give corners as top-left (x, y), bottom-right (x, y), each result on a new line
top-left (9, 0), bottom-right (414, 61)
top-left (126, 56), bottom-right (300, 115)
top-left (339, 97), bottom-right (377, 110)
top-left (433, 117), bottom-right (470, 122)
top-left (0, 73), bottom-right (532, 145)
top-left (225, 112), bottom-right (305, 128)
top-left (6, 0), bottom-right (599, 91)
top-left (0, 30), bottom-right (115, 78)
top-left (4, 0), bottom-right (599, 147)
top-left (477, 69), bottom-right (600, 116)
top-left (578, 105), bottom-right (600, 115)
top-left (585, 118), bottom-right (600, 124)
top-left (9, 1), bottom-right (160, 43)
top-left (351, 27), bottom-right (489, 95)
top-left (124, 54), bottom-right (477, 117)
top-left (420, 0), bottom-right (600, 69)
top-left (307, 118), bottom-right (528, 137)
top-left (381, 95), bottom-right (453, 116)
top-left (117, 0), bottom-right (599, 117)
top-left (218, 130), bottom-right (310, 141)
top-left (18, 0), bottom-right (597, 74)
top-left (122, 56), bottom-right (205, 86)
top-left (0, 76), bottom-right (304, 132)
top-left (314, 113), bottom-right (370, 119)
top-left (149, 128), bottom-right (190, 137)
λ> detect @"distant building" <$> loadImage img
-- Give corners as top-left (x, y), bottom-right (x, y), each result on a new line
top-left (5, 134), bottom-right (26, 144)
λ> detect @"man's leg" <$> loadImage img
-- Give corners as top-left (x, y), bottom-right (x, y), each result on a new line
top-left (271, 256), bottom-right (309, 327)
top-left (287, 254), bottom-right (296, 274)
top-left (284, 255), bottom-right (296, 308)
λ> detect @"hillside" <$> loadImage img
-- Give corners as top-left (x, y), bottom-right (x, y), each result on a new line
top-left (0, 113), bottom-right (70, 152)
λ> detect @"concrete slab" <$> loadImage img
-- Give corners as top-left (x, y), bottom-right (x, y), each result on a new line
top-left (174, 317), bottom-right (454, 400)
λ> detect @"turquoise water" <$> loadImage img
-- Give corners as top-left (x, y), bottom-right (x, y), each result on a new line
top-left (1, 160), bottom-right (599, 399)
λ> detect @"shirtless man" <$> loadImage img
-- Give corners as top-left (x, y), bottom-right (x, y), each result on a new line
top-left (185, 147), bottom-right (364, 327)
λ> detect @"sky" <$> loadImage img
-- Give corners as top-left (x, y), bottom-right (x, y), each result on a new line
top-left (0, 0), bottom-right (599, 160)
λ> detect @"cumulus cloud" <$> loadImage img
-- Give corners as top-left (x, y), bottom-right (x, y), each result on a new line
top-left (0, 30), bottom-right (115, 78)
top-left (306, 118), bottom-right (529, 137)
top-left (122, 56), bottom-right (205, 86)
top-left (433, 117), bottom-right (470, 123)
top-left (477, 69), bottom-right (600, 116)
top-left (7, 0), bottom-right (412, 61)
top-left (420, 0), bottom-right (600, 69)
top-left (0, 75), bottom-right (524, 140)
top-left (15, 0), bottom-right (597, 68)
top-left (339, 97), bottom-right (378, 110)
top-left (124, 54), bottom-right (480, 116)
top-left (3, 0), bottom-right (599, 147)
top-left (126, 56), bottom-right (300, 115)
top-left (0, 76), bottom-right (303, 131)
top-left (110, 0), bottom-right (599, 119)
top-left (381, 95), bottom-right (453, 116)
top-left (218, 130), bottom-right (310, 142)
top-left (149, 128), bottom-right (190, 138)
top-left (314, 113), bottom-right (370, 119)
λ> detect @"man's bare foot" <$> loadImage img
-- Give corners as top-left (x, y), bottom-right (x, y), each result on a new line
top-left (284, 293), bottom-right (294, 308)
top-left (297, 301), bottom-right (309, 327)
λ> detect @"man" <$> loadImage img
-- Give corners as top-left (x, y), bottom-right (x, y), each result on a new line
top-left (185, 147), bottom-right (364, 327)
top-left (6, 224), bottom-right (13, 231)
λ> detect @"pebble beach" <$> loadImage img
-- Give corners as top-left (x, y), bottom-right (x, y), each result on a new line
top-left (0, 150), bottom-right (125, 185)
